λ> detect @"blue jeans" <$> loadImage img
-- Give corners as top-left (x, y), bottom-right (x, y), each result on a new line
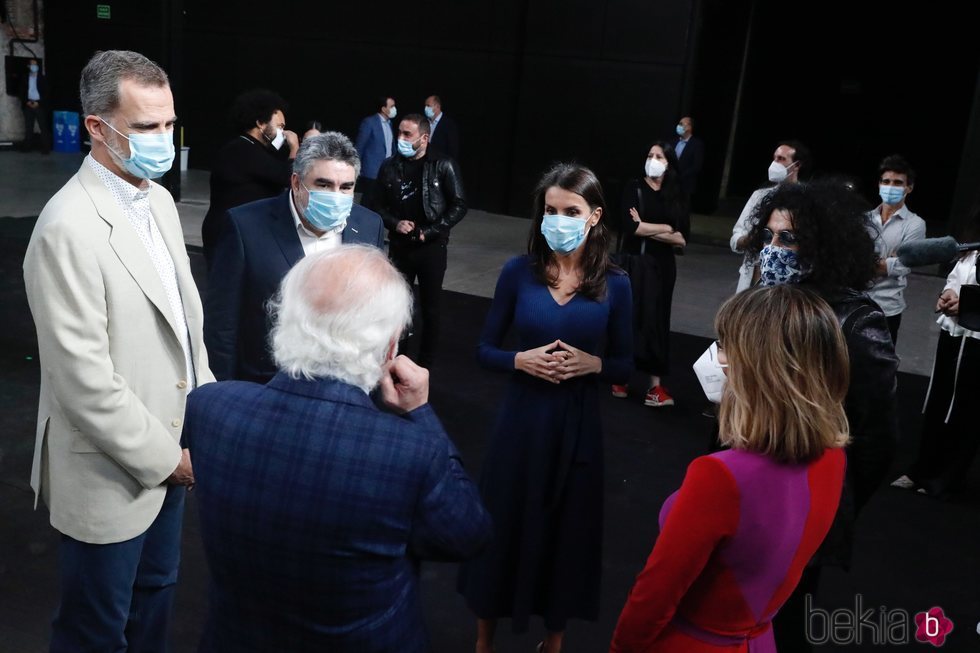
top-left (50, 485), bottom-right (186, 653)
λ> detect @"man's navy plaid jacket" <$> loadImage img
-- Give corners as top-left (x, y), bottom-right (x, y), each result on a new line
top-left (185, 372), bottom-right (491, 652)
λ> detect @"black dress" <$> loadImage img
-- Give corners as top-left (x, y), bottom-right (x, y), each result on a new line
top-left (617, 179), bottom-right (689, 376)
top-left (457, 256), bottom-right (633, 632)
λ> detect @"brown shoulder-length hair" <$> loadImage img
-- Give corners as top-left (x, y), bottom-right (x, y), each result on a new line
top-left (715, 285), bottom-right (850, 463)
top-left (527, 162), bottom-right (614, 301)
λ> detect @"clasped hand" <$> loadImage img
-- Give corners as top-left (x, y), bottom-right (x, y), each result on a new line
top-left (937, 289), bottom-right (959, 316)
top-left (515, 339), bottom-right (600, 384)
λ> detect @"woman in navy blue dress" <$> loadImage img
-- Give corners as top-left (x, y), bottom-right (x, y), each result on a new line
top-left (458, 163), bottom-right (633, 653)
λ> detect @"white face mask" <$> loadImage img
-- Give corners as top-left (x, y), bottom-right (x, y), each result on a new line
top-left (271, 127), bottom-right (286, 150)
top-left (768, 160), bottom-right (796, 183)
top-left (645, 158), bottom-right (667, 179)
top-left (692, 341), bottom-right (727, 404)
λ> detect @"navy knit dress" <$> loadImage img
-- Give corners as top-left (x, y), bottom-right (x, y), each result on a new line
top-left (458, 255), bottom-right (633, 632)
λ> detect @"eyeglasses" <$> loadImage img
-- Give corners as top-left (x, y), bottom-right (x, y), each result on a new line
top-left (761, 227), bottom-right (799, 247)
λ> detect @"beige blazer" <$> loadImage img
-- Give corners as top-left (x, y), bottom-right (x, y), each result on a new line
top-left (23, 161), bottom-right (214, 544)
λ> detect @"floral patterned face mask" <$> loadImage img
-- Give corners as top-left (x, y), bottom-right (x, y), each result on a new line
top-left (758, 245), bottom-right (807, 286)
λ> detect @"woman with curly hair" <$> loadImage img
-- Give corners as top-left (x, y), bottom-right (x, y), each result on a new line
top-left (741, 178), bottom-right (900, 652)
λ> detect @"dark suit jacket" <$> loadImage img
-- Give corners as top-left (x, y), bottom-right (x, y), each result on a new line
top-left (204, 191), bottom-right (385, 382)
top-left (202, 134), bottom-right (293, 262)
top-left (674, 135), bottom-right (705, 196)
top-left (427, 113), bottom-right (460, 161)
top-left (354, 114), bottom-right (395, 180)
top-left (185, 374), bottom-right (491, 653)
top-left (18, 71), bottom-right (48, 107)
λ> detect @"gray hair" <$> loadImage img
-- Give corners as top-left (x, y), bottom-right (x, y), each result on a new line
top-left (270, 245), bottom-right (412, 392)
top-left (292, 131), bottom-right (361, 179)
top-left (80, 50), bottom-right (169, 117)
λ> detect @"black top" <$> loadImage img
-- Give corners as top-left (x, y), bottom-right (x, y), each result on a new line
top-left (201, 134), bottom-right (292, 262)
top-left (428, 114), bottom-right (460, 161)
top-left (619, 179), bottom-right (690, 258)
top-left (398, 156), bottom-right (426, 223)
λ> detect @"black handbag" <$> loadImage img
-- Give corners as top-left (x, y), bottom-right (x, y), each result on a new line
top-left (957, 285), bottom-right (980, 331)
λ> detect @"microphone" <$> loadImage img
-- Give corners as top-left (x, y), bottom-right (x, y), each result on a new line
top-left (896, 237), bottom-right (980, 267)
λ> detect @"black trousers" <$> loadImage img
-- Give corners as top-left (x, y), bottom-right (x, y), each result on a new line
top-left (389, 240), bottom-right (448, 367)
top-left (908, 330), bottom-right (980, 496)
top-left (886, 313), bottom-right (902, 345)
top-left (22, 103), bottom-right (51, 153)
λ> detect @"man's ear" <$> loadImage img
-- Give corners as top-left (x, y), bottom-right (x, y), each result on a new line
top-left (84, 115), bottom-right (106, 141)
top-left (386, 336), bottom-right (399, 363)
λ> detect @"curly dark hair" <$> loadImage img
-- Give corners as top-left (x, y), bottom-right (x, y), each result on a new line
top-left (527, 162), bottom-right (614, 301)
top-left (230, 88), bottom-right (288, 134)
top-left (745, 178), bottom-right (878, 291)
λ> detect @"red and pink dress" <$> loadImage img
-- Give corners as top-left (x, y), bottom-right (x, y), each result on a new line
top-left (610, 447), bottom-right (845, 652)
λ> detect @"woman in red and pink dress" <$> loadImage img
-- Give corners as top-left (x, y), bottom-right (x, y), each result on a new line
top-left (610, 285), bottom-right (849, 652)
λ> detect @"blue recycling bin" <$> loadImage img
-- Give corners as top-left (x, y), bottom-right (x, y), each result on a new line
top-left (53, 110), bottom-right (81, 153)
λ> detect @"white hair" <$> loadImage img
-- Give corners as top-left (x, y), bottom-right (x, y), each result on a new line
top-left (270, 246), bottom-right (412, 392)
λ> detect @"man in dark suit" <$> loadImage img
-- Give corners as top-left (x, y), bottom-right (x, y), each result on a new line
top-left (424, 94), bottom-right (460, 161)
top-left (354, 95), bottom-right (397, 205)
top-left (673, 115), bottom-right (705, 201)
top-left (202, 88), bottom-right (299, 264)
top-left (185, 245), bottom-right (491, 653)
top-left (204, 132), bottom-right (385, 383)
top-left (18, 58), bottom-right (50, 154)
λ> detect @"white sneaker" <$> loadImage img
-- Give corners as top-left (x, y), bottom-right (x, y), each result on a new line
top-left (890, 475), bottom-right (915, 490)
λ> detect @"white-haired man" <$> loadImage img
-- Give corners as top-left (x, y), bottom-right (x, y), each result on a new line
top-left (185, 245), bottom-right (491, 653)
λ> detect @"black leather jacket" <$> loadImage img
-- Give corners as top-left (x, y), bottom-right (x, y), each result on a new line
top-left (810, 284), bottom-right (900, 568)
top-left (375, 151), bottom-right (467, 244)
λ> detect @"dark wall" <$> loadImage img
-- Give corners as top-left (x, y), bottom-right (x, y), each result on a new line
top-left (42, 0), bottom-right (980, 226)
top-left (43, 0), bottom-right (696, 216)
top-left (723, 0), bottom-right (978, 227)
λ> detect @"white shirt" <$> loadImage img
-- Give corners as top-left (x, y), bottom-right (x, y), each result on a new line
top-left (730, 187), bottom-right (774, 293)
top-left (380, 114), bottom-right (393, 157)
top-left (938, 250), bottom-right (979, 340)
top-left (289, 190), bottom-right (343, 255)
top-left (865, 204), bottom-right (927, 316)
top-left (429, 112), bottom-right (443, 137)
top-left (85, 155), bottom-right (197, 388)
top-left (28, 73), bottom-right (40, 101)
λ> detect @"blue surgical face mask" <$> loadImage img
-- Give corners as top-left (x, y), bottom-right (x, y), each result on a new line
top-left (397, 138), bottom-right (418, 158)
top-left (676, 123), bottom-right (685, 136)
top-left (301, 183), bottom-right (353, 231)
top-left (100, 118), bottom-right (176, 179)
top-left (424, 106), bottom-right (435, 119)
top-left (758, 245), bottom-right (807, 286)
top-left (29, 64), bottom-right (39, 73)
top-left (540, 212), bottom-right (594, 255)
top-left (879, 184), bottom-right (905, 206)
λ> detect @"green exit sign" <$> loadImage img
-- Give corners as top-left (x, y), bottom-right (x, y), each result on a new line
top-left (96, 4), bottom-right (111, 19)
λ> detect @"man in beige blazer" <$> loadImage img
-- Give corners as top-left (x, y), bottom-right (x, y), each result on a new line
top-left (22, 50), bottom-right (213, 652)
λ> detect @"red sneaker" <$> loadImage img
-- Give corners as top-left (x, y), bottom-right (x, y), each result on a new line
top-left (611, 384), bottom-right (629, 398)
top-left (644, 385), bottom-right (675, 407)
